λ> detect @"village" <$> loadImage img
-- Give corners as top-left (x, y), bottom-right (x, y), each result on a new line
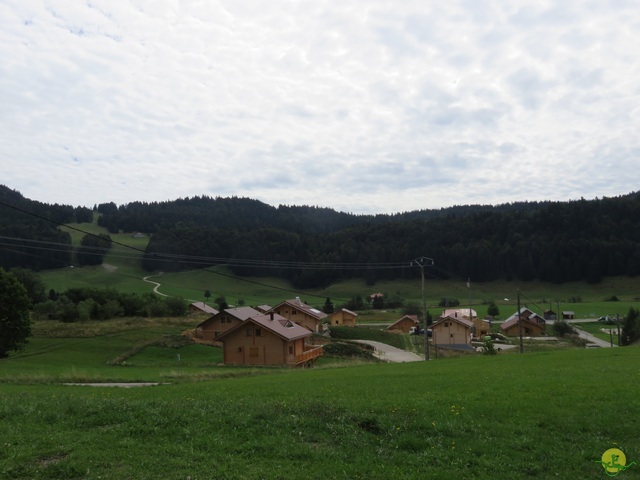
top-left (188, 295), bottom-right (555, 367)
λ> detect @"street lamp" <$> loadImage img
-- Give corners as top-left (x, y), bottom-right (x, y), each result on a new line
top-left (411, 257), bottom-right (434, 361)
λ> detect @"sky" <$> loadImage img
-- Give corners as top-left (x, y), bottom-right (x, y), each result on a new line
top-left (1, 1), bottom-right (640, 215)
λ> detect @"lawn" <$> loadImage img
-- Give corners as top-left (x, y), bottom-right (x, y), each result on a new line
top-left (1, 318), bottom-right (638, 479)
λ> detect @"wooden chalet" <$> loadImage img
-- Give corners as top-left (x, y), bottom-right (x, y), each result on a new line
top-left (195, 306), bottom-right (261, 341)
top-left (269, 298), bottom-right (328, 333)
top-left (189, 302), bottom-right (219, 316)
top-left (441, 308), bottom-right (489, 339)
top-left (431, 315), bottom-right (473, 346)
top-left (329, 308), bottom-right (358, 327)
top-left (500, 308), bottom-right (546, 337)
top-left (217, 313), bottom-right (324, 367)
top-left (387, 315), bottom-right (419, 333)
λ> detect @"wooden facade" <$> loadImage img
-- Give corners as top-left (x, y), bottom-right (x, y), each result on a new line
top-left (329, 308), bottom-right (358, 327)
top-left (387, 315), bottom-right (419, 333)
top-left (500, 308), bottom-right (546, 337)
top-left (218, 313), bottom-right (323, 367)
top-left (431, 316), bottom-right (473, 346)
top-left (195, 307), bottom-right (261, 342)
top-left (269, 298), bottom-right (328, 333)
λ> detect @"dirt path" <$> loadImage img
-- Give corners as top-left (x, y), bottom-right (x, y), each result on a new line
top-left (142, 275), bottom-right (169, 297)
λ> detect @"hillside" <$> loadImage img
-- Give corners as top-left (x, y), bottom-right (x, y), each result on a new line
top-left (3, 185), bottom-right (640, 290)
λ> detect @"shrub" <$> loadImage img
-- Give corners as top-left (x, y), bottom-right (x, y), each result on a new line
top-left (553, 321), bottom-right (575, 337)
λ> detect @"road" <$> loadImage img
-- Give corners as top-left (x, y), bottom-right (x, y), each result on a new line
top-left (354, 340), bottom-right (423, 362)
top-left (546, 319), bottom-right (618, 348)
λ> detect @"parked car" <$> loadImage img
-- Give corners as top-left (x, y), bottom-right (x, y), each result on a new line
top-left (409, 327), bottom-right (432, 337)
top-left (597, 316), bottom-right (615, 324)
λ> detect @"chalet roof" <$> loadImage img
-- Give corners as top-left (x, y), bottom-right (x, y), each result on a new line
top-left (197, 306), bottom-right (260, 328)
top-left (387, 315), bottom-right (419, 330)
top-left (217, 313), bottom-right (311, 342)
top-left (442, 308), bottom-right (478, 318)
top-left (190, 302), bottom-right (219, 315)
top-left (255, 304), bottom-right (272, 313)
top-left (500, 311), bottom-right (545, 331)
top-left (271, 298), bottom-right (327, 320)
top-left (332, 308), bottom-right (358, 318)
top-left (223, 306), bottom-right (262, 321)
top-left (432, 315), bottom-right (474, 329)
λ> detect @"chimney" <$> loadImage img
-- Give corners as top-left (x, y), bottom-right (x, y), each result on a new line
top-left (270, 312), bottom-right (274, 321)
top-left (296, 296), bottom-right (302, 305)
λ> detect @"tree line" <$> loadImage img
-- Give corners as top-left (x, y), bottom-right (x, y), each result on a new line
top-left (3, 184), bottom-right (640, 287)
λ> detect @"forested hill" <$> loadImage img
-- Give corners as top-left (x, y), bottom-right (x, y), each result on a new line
top-left (131, 192), bottom-right (640, 288)
top-left (3, 185), bottom-right (640, 288)
top-left (0, 186), bottom-right (93, 270)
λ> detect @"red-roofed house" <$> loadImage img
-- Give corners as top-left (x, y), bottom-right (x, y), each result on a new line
top-left (217, 313), bottom-right (324, 367)
top-left (269, 298), bottom-right (328, 333)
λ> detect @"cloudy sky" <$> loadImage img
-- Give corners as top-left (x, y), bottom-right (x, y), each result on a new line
top-left (1, 1), bottom-right (639, 215)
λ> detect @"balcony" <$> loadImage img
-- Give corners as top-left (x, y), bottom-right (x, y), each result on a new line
top-left (295, 345), bottom-right (324, 366)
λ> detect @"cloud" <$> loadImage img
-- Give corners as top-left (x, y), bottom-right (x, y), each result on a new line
top-left (0, 0), bottom-right (639, 214)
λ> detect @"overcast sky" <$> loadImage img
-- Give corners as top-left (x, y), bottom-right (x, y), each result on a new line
top-left (1, 1), bottom-right (639, 215)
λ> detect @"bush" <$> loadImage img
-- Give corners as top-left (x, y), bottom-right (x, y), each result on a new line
top-left (438, 298), bottom-right (460, 307)
top-left (323, 341), bottom-right (376, 359)
top-left (553, 321), bottom-right (575, 337)
top-left (481, 339), bottom-right (497, 355)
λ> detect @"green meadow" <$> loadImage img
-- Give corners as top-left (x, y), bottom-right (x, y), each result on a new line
top-left (1, 315), bottom-right (639, 479)
top-left (8, 218), bottom-right (636, 478)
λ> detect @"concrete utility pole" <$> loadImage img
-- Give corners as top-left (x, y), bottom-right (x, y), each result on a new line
top-left (412, 257), bottom-right (434, 361)
top-left (517, 289), bottom-right (524, 354)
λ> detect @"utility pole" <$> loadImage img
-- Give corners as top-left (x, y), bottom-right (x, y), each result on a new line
top-left (517, 289), bottom-right (524, 354)
top-left (412, 257), bottom-right (434, 361)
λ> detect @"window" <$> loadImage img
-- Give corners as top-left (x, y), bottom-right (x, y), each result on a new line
top-left (246, 326), bottom-right (253, 336)
top-left (249, 347), bottom-right (259, 357)
top-left (255, 328), bottom-right (262, 337)
top-left (214, 331), bottom-right (220, 338)
top-left (237, 347), bottom-right (242, 352)
top-left (450, 334), bottom-right (454, 339)
top-left (291, 309), bottom-right (298, 315)
top-left (288, 346), bottom-right (294, 354)
top-left (444, 322), bottom-right (449, 327)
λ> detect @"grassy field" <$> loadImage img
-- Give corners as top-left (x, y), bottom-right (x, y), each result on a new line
top-left (1, 316), bottom-right (639, 479)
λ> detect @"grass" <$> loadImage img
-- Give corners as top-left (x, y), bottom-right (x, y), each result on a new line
top-left (2, 317), bottom-right (640, 478)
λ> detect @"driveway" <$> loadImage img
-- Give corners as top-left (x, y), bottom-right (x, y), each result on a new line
top-left (354, 340), bottom-right (423, 363)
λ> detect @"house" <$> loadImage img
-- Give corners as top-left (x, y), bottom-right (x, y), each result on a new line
top-left (195, 306), bottom-right (261, 341)
top-left (500, 308), bottom-right (546, 336)
top-left (441, 308), bottom-right (488, 338)
top-left (189, 302), bottom-right (219, 316)
top-left (329, 308), bottom-right (358, 327)
top-left (269, 298), bottom-right (328, 333)
top-left (431, 315), bottom-right (473, 346)
top-left (562, 311), bottom-right (575, 320)
top-left (217, 312), bottom-right (324, 367)
top-left (387, 315), bottom-right (419, 333)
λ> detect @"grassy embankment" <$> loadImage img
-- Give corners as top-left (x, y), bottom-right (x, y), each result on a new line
top-left (1, 315), bottom-right (638, 479)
